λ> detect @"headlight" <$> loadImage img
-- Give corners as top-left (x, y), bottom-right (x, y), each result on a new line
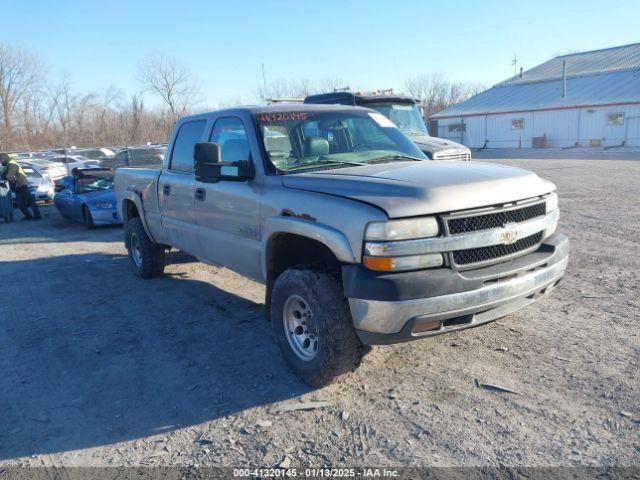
top-left (365, 217), bottom-right (439, 241)
top-left (363, 217), bottom-right (442, 271)
top-left (94, 201), bottom-right (114, 209)
top-left (544, 193), bottom-right (559, 239)
top-left (363, 253), bottom-right (444, 272)
top-left (546, 192), bottom-right (558, 213)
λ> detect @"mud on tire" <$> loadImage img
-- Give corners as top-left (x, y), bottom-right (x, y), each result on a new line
top-left (124, 217), bottom-right (165, 278)
top-left (270, 267), bottom-right (365, 387)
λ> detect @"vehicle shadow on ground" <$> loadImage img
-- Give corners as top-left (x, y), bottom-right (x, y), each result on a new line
top-left (0, 252), bottom-right (309, 460)
top-left (0, 205), bottom-right (123, 246)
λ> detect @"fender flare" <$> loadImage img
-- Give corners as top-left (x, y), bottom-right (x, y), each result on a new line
top-left (119, 191), bottom-right (157, 243)
top-left (261, 216), bottom-right (357, 280)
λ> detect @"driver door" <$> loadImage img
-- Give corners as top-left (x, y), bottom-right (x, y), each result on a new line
top-left (195, 116), bottom-right (262, 279)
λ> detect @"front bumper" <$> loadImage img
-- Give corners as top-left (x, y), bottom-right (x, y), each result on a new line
top-left (90, 208), bottom-right (122, 226)
top-left (345, 233), bottom-right (569, 345)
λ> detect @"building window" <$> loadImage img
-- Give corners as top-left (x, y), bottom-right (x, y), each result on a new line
top-left (448, 123), bottom-right (466, 133)
top-left (511, 118), bottom-right (525, 130)
top-left (606, 113), bottom-right (624, 125)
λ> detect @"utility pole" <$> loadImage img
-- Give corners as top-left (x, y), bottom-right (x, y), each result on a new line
top-left (512, 53), bottom-right (518, 76)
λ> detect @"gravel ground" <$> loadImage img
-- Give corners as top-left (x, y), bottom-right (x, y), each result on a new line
top-left (0, 158), bottom-right (638, 469)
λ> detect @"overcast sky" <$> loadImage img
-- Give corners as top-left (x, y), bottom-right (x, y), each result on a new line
top-left (3, 0), bottom-right (639, 107)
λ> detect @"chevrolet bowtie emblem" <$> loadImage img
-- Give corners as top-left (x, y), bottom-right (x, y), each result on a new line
top-left (500, 222), bottom-right (521, 245)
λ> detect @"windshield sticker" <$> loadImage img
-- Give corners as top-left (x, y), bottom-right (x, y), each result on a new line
top-left (256, 112), bottom-right (308, 122)
top-left (368, 112), bottom-right (396, 128)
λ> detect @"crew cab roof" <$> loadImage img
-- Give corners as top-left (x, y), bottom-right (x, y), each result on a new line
top-left (304, 92), bottom-right (418, 106)
top-left (176, 103), bottom-right (373, 124)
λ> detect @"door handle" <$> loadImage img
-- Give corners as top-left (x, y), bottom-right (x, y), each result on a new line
top-left (163, 184), bottom-right (172, 195)
top-left (195, 188), bottom-right (206, 201)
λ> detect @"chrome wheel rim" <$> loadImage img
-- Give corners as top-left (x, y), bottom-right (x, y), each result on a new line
top-left (283, 294), bottom-right (318, 361)
top-left (130, 233), bottom-right (143, 267)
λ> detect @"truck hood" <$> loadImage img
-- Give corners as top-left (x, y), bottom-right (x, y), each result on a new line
top-left (282, 161), bottom-right (554, 218)
top-left (408, 134), bottom-right (469, 153)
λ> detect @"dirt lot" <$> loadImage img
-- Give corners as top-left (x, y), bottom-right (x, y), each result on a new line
top-left (0, 158), bottom-right (638, 469)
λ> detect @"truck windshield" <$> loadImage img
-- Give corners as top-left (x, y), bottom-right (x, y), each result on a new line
top-left (366, 103), bottom-right (428, 136)
top-left (255, 110), bottom-right (425, 173)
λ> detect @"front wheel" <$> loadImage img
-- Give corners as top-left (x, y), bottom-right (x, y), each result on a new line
top-left (270, 267), bottom-right (365, 387)
top-left (124, 217), bottom-right (165, 278)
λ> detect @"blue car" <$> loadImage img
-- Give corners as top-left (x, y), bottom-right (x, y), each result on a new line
top-left (54, 168), bottom-right (121, 228)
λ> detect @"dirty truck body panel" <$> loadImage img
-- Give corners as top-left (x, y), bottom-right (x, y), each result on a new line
top-left (115, 104), bottom-right (568, 351)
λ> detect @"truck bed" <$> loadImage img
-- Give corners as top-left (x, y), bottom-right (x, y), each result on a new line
top-left (114, 167), bottom-right (163, 235)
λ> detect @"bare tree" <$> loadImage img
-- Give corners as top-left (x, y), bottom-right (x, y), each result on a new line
top-left (256, 77), bottom-right (311, 102)
top-left (128, 92), bottom-right (144, 144)
top-left (49, 74), bottom-right (75, 144)
top-left (405, 73), bottom-right (485, 119)
top-left (0, 41), bottom-right (493, 153)
top-left (315, 77), bottom-right (348, 94)
top-left (0, 43), bottom-right (44, 149)
top-left (138, 54), bottom-right (201, 122)
top-left (256, 76), bottom-right (349, 103)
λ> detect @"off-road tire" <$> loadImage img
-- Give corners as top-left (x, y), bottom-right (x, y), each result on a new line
top-left (83, 206), bottom-right (95, 229)
top-left (270, 267), bottom-right (365, 387)
top-left (124, 217), bottom-right (165, 278)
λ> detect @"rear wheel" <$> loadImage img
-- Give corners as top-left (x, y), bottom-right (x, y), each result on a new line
top-left (124, 217), bottom-right (165, 278)
top-left (270, 267), bottom-right (365, 387)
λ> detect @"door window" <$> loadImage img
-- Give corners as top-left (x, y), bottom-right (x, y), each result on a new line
top-left (210, 117), bottom-right (250, 162)
top-left (170, 120), bottom-right (207, 172)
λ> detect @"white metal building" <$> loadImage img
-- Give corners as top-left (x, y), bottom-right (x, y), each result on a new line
top-left (430, 43), bottom-right (640, 149)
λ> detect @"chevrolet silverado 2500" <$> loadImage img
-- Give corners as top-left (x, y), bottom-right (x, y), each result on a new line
top-left (115, 104), bottom-right (569, 386)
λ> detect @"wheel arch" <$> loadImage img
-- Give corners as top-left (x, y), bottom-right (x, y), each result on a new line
top-left (120, 194), bottom-right (156, 242)
top-left (262, 216), bottom-right (357, 320)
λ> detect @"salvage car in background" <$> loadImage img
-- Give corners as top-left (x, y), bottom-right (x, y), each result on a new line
top-left (23, 157), bottom-right (67, 180)
top-left (71, 147), bottom-right (116, 161)
top-left (50, 154), bottom-right (100, 174)
top-left (100, 147), bottom-right (165, 169)
top-left (54, 168), bottom-right (121, 228)
top-left (17, 161), bottom-right (55, 202)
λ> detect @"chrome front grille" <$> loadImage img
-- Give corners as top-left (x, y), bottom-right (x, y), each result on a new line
top-left (448, 202), bottom-right (546, 235)
top-left (433, 151), bottom-right (471, 161)
top-left (453, 232), bottom-right (543, 266)
top-left (446, 200), bottom-right (548, 269)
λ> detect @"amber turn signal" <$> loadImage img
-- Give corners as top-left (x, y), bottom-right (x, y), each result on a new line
top-left (362, 256), bottom-right (394, 271)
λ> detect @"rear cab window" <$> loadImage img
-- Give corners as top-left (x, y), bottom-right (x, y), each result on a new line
top-left (170, 120), bottom-right (207, 172)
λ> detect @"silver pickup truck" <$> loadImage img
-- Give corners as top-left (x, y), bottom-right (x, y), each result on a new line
top-left (115, 104), bottom-right (569, 386)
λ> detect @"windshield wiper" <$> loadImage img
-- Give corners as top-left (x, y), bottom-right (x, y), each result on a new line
top-left (366, 154), bottom-right (424, 164)
top-left (285, 159), bottom-right (367, 171)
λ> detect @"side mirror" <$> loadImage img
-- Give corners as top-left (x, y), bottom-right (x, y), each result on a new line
top-left (194, 142), bottom-right (254, 183)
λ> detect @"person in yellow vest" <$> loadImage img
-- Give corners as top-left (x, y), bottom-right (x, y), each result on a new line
top-left (0, 153), bottom-right (41, 221)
